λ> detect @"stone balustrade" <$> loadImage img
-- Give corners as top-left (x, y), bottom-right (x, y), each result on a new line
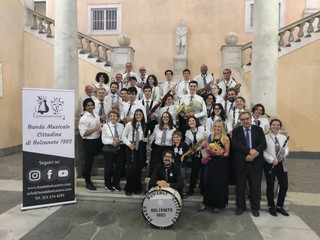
top-left (242, 11), bottom-right (320, 66)
top-left (27, 9), bottom-right (113, 67)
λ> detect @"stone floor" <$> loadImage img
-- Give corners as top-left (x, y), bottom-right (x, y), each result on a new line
top-left (0, 152), bottom-right (319, 240)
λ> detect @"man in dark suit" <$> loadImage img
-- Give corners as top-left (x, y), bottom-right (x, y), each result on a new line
top-left (232, 111), bottom-right (267, 217)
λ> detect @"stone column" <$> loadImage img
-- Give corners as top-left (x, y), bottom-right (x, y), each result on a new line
top-left (54, 0), bottom-right (79, 113)
top-left (251, 0), bottom-right (278, 116)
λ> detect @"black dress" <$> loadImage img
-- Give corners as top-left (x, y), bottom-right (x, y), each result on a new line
top-left (202, 138), bottom-right (229, 209)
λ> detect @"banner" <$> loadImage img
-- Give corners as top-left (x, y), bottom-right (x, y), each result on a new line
top-left (21, 88), bottom-right (76, 210)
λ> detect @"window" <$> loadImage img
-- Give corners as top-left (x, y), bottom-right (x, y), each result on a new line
top-left (245, 0), bottom-right (286, 32)
top-left (87, 4), bottom-right (122, 35)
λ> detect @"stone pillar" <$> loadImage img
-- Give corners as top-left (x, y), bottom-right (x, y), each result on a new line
top-left (54, 0), bottom-right (79, 113)
top-left (304, 0), bottom-right (320, 16)
top-left (173, 56), bottom-right (187, 82)
top-left (251, 0), bottom-right (278, 116)
top-left (112, 35), bottom-right (135, 75)
top-left (23, 0), bottom-right (34, 27)
top-left (221, 32), bottom-right (250, 103)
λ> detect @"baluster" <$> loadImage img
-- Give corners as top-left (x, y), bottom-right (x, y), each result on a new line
top-left (78, 37), bottom-right (86, 54)
top-left (100, 47), bottom-right (107, 63)
top-left (93, 43), bottom-right (100, 60)
top-left (305, 18), bottom-right (315, 37)
top-left (31, 14), bottom-right (38, 30)
top-left (46, 21), bottom-right (53, 38)
top-left (38, 17), bottom-right (46, 34)
top-left (295, 23), bottom-right (305, 42)
top-left (103, 48), bottom-right (111, 66)
top-left (315, 17), bottom-right (320, 33)
top-left (278, 32), bottom-right (285, 51)
top-left (285, 28), bottom-right (294, 47)
top-left (85, 40), bottom-right (94, 58)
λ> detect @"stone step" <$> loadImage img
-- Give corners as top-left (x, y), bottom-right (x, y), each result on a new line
top-left (75, 185), bottom-right (292, 210)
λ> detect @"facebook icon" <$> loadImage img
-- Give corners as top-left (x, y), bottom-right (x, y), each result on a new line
top-left (47, 169), bottom-right (53, 180)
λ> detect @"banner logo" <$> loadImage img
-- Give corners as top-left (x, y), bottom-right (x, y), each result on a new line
top-left (33, 96), bottom-right (65, 120)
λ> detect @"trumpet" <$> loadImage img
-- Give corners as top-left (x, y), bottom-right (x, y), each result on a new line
top-left (232, 77), bottom-right (241, 92)
top-left (196, 76), bottom-right (215, 97)
top-left (269, 136), bottom-right (290, 174)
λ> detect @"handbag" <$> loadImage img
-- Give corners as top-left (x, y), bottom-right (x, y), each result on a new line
top-left (102, 122), bottom-right (118, 154)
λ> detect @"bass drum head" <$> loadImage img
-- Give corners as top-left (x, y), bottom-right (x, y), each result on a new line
top-left (141, 187), bottom-right (182, 229)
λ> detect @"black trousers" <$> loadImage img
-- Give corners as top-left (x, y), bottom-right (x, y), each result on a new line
top-left (125, 141), bottom-right (146, 193)
top-left (264, 162), bottom-right (288, 208)
top-left (189, 156), bottom-right (202, 192)
top-left (83, 138), bottom-right (101, 183)
top-left (103, 144), bottom-right (125, 187)
top-left (235, 163), bottom-right (262, 210)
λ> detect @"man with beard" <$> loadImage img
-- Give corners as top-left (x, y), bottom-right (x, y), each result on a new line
top-left (105, 82), bottom-right (122, 113)
top-left (222, 87), bottom-right (238, 117)
top-left (193, 64), bottom-right (214, 89)
top-left (149, 150), bottom-right (184, 195)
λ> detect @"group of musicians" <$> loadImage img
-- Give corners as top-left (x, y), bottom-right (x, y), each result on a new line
top-left (78, 65), bottom-right (290, 218)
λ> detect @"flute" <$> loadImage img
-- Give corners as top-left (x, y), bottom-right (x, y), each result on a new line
top-left (269, 136), bottom-right (290, 174)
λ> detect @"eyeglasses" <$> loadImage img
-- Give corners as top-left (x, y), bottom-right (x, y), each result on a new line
top-left (240, 117), bottom-right (250, 121)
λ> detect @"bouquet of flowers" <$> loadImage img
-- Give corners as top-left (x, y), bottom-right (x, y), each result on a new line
top-left (201, 141), bottom-right (225, 164)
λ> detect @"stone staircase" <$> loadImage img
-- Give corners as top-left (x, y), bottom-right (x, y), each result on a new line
top-left (75, 154), bottom-right (292, 209)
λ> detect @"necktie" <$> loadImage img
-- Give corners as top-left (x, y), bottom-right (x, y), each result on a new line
top-left (245, 128), bottom-right (250, 147)
top-left (135, 123), bottom-right (140, 150)
top-left (111, 96), bottom-right (115, 104)
top-left (192, 131), bottom-right (197, 144)
top-left (254, 120), bottom-right (260, 126)
top-left (127, 103), bottom-right (133, 116)
top-left (161, 127), bottom-right (167, 145)
top-left (229, 102), bottom-right (233, 113)
top-left (99, 84), bottom-right (103, 88)
top-left (98, 102), bottom-right (104, 116)
top-left (114, 125), bottom-right (119, 140)
top-left (166, 106), bottom-right (170, 112)
top-left (202, 75), bottom-right (206, 88)
top-left (146, 101), bottom-right (150, 113)
top-left (141, 76), bottom-right (145, 84)
top-left (190, 96), bottom-right (194, 102)
top-left (275, 136), bottom-right (280, 159)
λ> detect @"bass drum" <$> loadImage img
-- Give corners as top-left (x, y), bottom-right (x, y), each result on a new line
top-left (141, 187), bottom-right (182, 229)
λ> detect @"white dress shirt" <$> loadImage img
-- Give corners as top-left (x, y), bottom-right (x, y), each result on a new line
top-left (138, 98), bottom-right (159, 118)
top-left (105, 94), bottom-right (123, 114)
top-left (179, 94), bottom-right (207, 125)
top-left (193, 74), bottom-right (214, 89)
top-left (158, 105), bottom-right (177, 125)
top-left (151, 125), bottom-right (176, 146)
top-left (176, 80), bottom-right (190, 98)
top-left (205, 116), bottom-right (225, 134)
top-left (226, 108), bottom-right (245, 132)
top-left (218, 79), bottom-right (237, 98)
top-left (122, 122), bottom-right (147, 146)
top-left (120, 100), bottom-right (147, 122)
top-left (79, 93), bottom-right (93, 116)
top-left (95, 83), bottom-right (110, 95)
top-left (101, 122), bottom-right (124, 145)
top-left (93, 99), bottom-right (111, 119)
top-left (78, 111), bottom-right (101, 139)
top-left (263, 133), bottom-right (289, 171)
top-left (185, 126), bottom-right (207, 145)
top-left (251, 116), bottom-right (270, 133)
top-left (159, 81), bottom-right (177, 97)
top-left (221, 100), bottom-right (236, 114)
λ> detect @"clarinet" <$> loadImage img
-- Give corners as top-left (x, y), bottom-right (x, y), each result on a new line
top-left (131, 127), bottom-right (135, 163)
top-left (269, 136), bottom-right (290, 174)
top-left (145, 130), bottom-right (152, 193)
top-left (232, 105), bottom-right (236, 128)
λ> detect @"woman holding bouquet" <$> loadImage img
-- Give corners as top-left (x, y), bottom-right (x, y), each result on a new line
top-left (198, 120), bottom-right (230, 213)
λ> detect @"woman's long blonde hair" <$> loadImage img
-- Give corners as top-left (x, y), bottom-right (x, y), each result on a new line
top-left (211, 120), bottom-right (227, 142)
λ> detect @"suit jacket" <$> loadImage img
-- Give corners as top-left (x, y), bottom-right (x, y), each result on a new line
top-left (232, 125), bottom-right (267, 172)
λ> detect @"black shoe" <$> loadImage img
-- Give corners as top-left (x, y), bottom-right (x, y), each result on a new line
top-left (235, 207), bottom-right (243, 215)
top-left (105, 185), bottom-right (113, 192)
top-left (125, 191), bottom-right (132, 196)
top-left (197, 204), bottom-right (207, 212)
top-left (187, 190), bottom-right (194, 196)
top-left (86, 182), bottom-right (96, 191)
top-left (277, 207), bottom-right (289, 216)
top-left (112, 185), bottom-right (121, 191)
top-left (252, 209), bottom-right (260, 217)
top-left (269, 207), bottom-right (277, 217)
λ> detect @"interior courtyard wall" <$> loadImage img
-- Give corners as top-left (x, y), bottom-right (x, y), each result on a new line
top-left (0, 1), bottom-right (25, 149)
